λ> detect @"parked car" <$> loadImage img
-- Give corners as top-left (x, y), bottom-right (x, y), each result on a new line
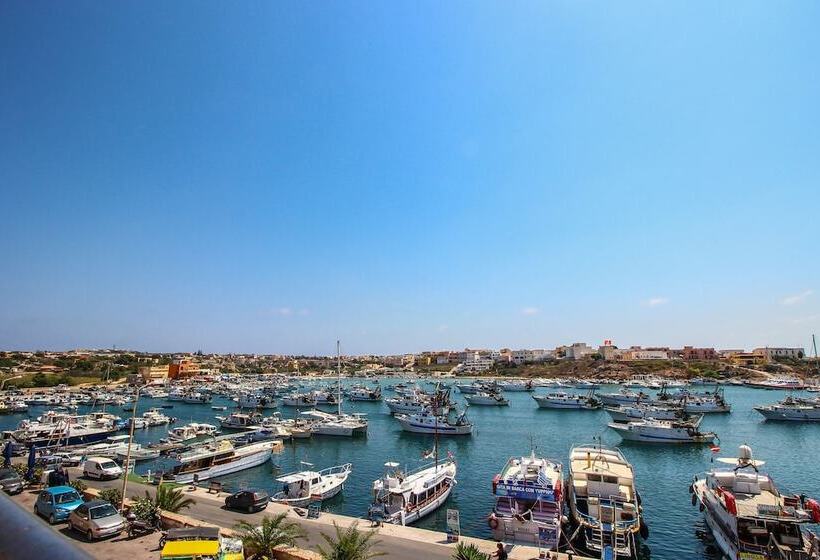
top-left (49, 451), bottom-right (83, 467)
top-left (224, 489), bottom-right (269, 513)
top-left (83, 457), bottom-right (123, 480)
top-left (33, 486), bottom-right (84, 524)
top-left (68, 499), bottom-right (126, 541)
top-left (0, 467), bottom-right (24, 495)
top-left (36, 455), bottom-right (65, 470)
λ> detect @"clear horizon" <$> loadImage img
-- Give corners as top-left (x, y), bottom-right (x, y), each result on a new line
top-left (2, 2), bottom-right (818, 355)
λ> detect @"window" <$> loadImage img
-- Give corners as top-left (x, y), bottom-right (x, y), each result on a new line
top-left (90, 504), bottom-right (118, 519)
top-left (100, 461), bottom-right (118, 469)
top-left (55, 491), bottom-right (80, 504)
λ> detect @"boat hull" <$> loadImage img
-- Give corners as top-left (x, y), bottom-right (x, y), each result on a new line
top-left (171, 447), bottom-right (272, 484)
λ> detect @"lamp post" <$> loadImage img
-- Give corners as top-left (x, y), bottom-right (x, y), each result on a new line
top-left (119, 382), bottom-right (149, 512)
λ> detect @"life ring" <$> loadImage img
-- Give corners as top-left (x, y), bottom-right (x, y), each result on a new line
top-left (488, 515), bottom-right (499, 530)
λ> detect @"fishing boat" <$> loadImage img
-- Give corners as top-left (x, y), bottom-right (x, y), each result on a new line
top-left (272, 462), bottom-right (352, 507)
top-left (464, 391), bottom-right (509, 406)
top-left (281, 393), bottom-right (317, 407)
top-left (238, 393), bottom-right (278, 409)
top-left (395, 410), bottom-right (473, 436)
top-left (488, 451), bottom-right (563, 548)
top-left (691, 445), bottom-right (820, 559)
top-left (606, 403), bottom-right (689, 423)
top-left (216, 412), bottom-right (264, 430)
top-left (532, 390), bottom-right (601, 409)
top-left (598, 388), bottom-right (651, 407)
top-left (348, 385), bottom-right (382, 402)
top-left (182, 392), bottom-right (212, 404)
top-left (167, 423), bottom-right (218, 443)
top-left (162, 440), bottom-right (276, 484)
top-left (608, 418), bottom-right (716, 444)
top-left (567, 443), bottom-right (646, 559)
top-left (754, 396), bottom-right (820, 422)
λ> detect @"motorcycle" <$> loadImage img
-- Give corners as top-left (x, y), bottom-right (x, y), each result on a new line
top-left (125, 512), bottom-right (162, 538)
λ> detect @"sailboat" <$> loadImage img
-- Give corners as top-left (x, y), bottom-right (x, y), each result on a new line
top-left (306, 341), bottom-right (368, 437)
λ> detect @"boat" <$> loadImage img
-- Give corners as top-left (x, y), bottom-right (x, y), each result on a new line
top-left (71, 434), bottom-right (133, 458)
top-left (238, 393), bottom-right (278, 409)
top-left (216, 412), bottom-right (264, 430)
top-left (182, 392), bottom-right (212, 404)
top-left (598, 388), bottom-right (651, 407)
top-left (488, 451), bottom-right (563, 548)
top-left (691, 445), bottom-right (820, 560)
top-left (115, 446), bottom-right (160, 462)
top-left (11, 412), bottom-right (120, 448)
top-left (605, 403), bottom-right (690, 423)
top-left (395, 410), bottom-right (473, 436)
top-left (498, 380), bottom-right (534, 392)
top-left (608, 418), bottom-right (716, 444)
top-left (281, 393), bottom-right (317, 407)
top-left (302, 410), bottom-right (367, 436)
top-left (369, 455), bottom-right (457, 525)
top-left (754, 396), bottom-right (820, 422)
top-left (167, 423), bottom-right (218, 443)
top-left (745, 377), bottom-right (806, 390)
top-left (348, 385), bottom-right (382, 402)
top-left (567, 443), bottom-right (646, 558)
top-left (212, 406), bottom-right (228, 411)
top-left (162, 440), bottom-right (276, 484)
top-left (272, 462), bottom-right (352, 507)
top-left (464, 391), bottom-right (509, 406)
top-left (533, 390), bottom-right (601, 409)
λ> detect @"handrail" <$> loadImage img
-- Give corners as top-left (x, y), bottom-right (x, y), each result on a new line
top-left (0, 490), bottom-right (92, 559)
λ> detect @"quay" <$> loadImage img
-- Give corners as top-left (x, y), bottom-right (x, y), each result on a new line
top-left (4, 464), bottom-right (593, 560)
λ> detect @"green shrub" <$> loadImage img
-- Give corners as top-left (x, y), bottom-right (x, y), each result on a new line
top-left (98, 487), bottom-right (122, 506)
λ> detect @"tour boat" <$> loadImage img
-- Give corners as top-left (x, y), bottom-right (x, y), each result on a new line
top-left (281, 393), bottom-right (317, 407)
top-left (745, 377), bottom-right (806, 390)
top-left (163, 440), bottom-right (276, 484)
top-left (464, 391), bottom-right (509, 406)
top-left (691, 445), bottom-right (820, 559)
top-left (608, 418), bottom-right (716, 444)
top-left (238, 393), bottom-right (278, 409)
top-left (272, 462), bottom-right (352, 507)
top-left (568, 443), bottom-right (646, 559)
top-left (532, 390), bottom-right (601, 409)
top-left (167, 422), bottom-right (218, 442)
top-left (754, 396), bottom-right (820, 422)
top-left (369, 455), bottom-right (457, 525)
top-left (488, 451), bottom-right (563, 548)
top-left (395, 410), bottom-right (473, 436)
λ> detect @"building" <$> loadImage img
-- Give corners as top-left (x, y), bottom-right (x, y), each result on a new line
top-left (168, 358), bottom-right (200, 379)
top-left (680, 346), bottom-right (718, 361)
top-left (599, 344), bottom-right (622, 361)
top-left (726, 351), bottom-right (766, 366)
top-left (461, 356), bottom-right (493, 373)
top-left (564, 343), bottom-right (596, 360)
top-left (753, 347), bottom-right (805, 362)
top-left (138, 365), bottom-right (169, 384)
top-left (618, 347), bottom-right (670, 361)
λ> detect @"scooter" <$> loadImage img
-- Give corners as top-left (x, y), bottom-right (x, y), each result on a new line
top-left (126, 512), bottom-right (161, 538)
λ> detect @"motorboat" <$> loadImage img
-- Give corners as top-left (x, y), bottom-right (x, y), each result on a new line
top-left (606, 403), bottom-right (689, 423)
top-left (167, 423), bottom-right (218, 443)
top-left (281, 393), bottom-right (317, 407)
top-left (395, 410), bottom-right (473, 436)
top-left (216, 412), bottom-right (264, 430)
top-left (498, 380), bottom-right (534, 392)
top-left (608, 418), bottom-right (716, 444)
top-left (567, 443), bottom-right (646, 558)
top-left (598, 388), bottom-right (651, 407)
top-left (488, 451), bottom-right (563, 548)
top-left (691, 445), bottom-right (820, 559)
top-left (272, 462), bottom-right (352, 507)
top-left (115, 446), bottom-right (160, 462)
top-left (161, 440), bottom-right (276, 484)
top-left (348, 385), bottom-right (382, 402)
top-left (11, 411), bottom-right (120, 448)
top-left (302, 410), bottom-right (367, 437)
top-left (238, 393), bottom-right (278, 409)
top-left (745, 377), bottom-right (806, 390)
top-left (464, 391), bottom-right (509, 406)
top-left (754, 396), bottom-right (820, 422)
top-left (533, 390), bottom-right (601, 409)
top-left (369, 455), bottom-right (456, 525)
top-left (182, 392), bottom-right (212, 404)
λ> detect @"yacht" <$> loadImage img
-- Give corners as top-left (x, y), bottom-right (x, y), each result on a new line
top-left (167, 422), bottom-right (218, 442)
top-left (395, 410), bottom-right (473, 436)
top-left (568, 444), bottom-right (646, 558)
top-left (72, 434), bottom-right (133, 458)
top-left (272, 462), bottom-right (352, 507)
top-left (162, 440), bottom-right (276, 484)
top-left (608, 418), bottom-right (716, 444)
top-left (369, 455), bottom-right (456, 525)
top-left (142, 408), bottom-right (173, 426)
top-left (691, 445), bottom-right (820, 559)
top-left (755, 396), bottom-right (820, 422)
top-left (488, 451), bottom-right (563, 548)
top-left (11, 412), bottom-right (120, 447)
top-left (464, 391), bottom-right (509, 406)
top-left (533, 390), bottom-right (601, 409)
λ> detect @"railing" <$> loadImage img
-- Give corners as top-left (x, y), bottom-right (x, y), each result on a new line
top-left (0, 490), bottom-right (92, 560)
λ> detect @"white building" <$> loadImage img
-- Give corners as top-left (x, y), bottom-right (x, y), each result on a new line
top-left (754, 347), bottom-right (805, 362)
top-left (564, 343), bottom-right (596, 360)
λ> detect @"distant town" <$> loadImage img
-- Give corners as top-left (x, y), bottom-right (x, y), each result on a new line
top-left (0, 342), bottom-right (816, 388)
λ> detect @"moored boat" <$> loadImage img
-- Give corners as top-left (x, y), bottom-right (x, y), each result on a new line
top-left (272, 462), bottom-right (352, 507)
top-left (369, 455), bottom-right (457, 525)
top-left (608, 418), bottom-right (716, 444)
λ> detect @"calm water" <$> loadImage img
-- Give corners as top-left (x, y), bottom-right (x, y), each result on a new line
top-left (6, 382), bottom-right (819, 559)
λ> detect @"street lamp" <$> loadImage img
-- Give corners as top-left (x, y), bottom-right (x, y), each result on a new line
top-left (119, 381), bottom-right (149, 512)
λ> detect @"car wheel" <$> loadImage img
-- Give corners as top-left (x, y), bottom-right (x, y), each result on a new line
top-left (49, 513), bottom-right (56, 525)
top-left (87, 530), bottom-right (94, 542)
top-left (33, 505), bottom-right (39, 517)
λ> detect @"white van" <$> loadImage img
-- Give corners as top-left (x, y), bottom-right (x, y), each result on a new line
top-left (83, 457), bottom-right (123, 480)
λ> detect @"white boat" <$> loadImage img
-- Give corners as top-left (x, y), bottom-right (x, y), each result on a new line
top-left (72, 434), bottom-right (133, 458)
top-left (498, 380), bottom-right (534, 392)
top-left (568, 443), bottom-right (646, 558)
top-left (755, 396), bottom-right (820, 422)
top-left (142, 408), bottom-right (173, 426)
top-left (533, 390), bottom-right (601, 409)
top-left (691, 445), bottom-right (820, 560)
top-left (238, 393), bottom-right (278, 409)
top-left (606, 404), bottom-right (689, 423)
top-left (11, 411), bottom-right (120, 447)
top-left (745, 376), bottom-right (806, 390)
top-left (598, 388), bottom-right (651, 407)
top-left (272, 462), bottom-right (352, 507)
top-left (167, 423), bottom-right (218, 442)
top-left (395, 410), bottom-right (473, 436)
top-left (163, 440), bottom-right (275, 484)
top-left (464, 391), bottom-right (509, 406)
top-left (348, 385), bottom-right (382, 402)
top-left (489, 451), bottom-right (563, 548)
top-left (281, 393), bottom-right (317, 407)
top-left (115, 446), bottom-right (160, 462)
top-left (217, 412), bottom-right (264, 430)
top-left (182, 392), bottom-right (212, 404)
top-left (608, 419), bottom-right (716, 444)
top-left (302, 410), bottom-right (367, 437)
top-left (369, 457), bottom-right (456, 525)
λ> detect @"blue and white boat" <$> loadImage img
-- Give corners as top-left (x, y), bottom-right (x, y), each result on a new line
top-left (395, 410), bottom-right (472, 435)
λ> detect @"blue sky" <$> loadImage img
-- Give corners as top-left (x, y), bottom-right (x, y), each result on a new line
top-left (1, 1), bottom-right (819, 355)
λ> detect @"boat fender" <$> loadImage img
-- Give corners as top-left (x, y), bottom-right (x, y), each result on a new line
top-left (488, 514), bottom-right (499, 530)
top-left (639, 519), bottom-right (649, 540)
top-left (807, 499), bottom-right (820, 523)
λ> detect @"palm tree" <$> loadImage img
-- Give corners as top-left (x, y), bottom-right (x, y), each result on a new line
top-left (316, 522), bottom-right (385, 560)
top-left (452, 542), bottom-right (489, 560)
top-left (151, 484), bottom-right (196, 513)
top-left (235, 513), bottom-right (306, 559)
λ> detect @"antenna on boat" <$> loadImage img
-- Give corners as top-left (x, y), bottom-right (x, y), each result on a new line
top-left (336, 340), bottom-right (342, 417)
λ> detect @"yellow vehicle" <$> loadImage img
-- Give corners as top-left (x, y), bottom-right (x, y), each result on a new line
top-left (159, 527), bottom-right (243, 560)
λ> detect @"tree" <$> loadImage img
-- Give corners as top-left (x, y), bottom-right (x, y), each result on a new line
top-left (316, 522), bottom-right (385, 560)
top-left (452, 543), bottom-right (490, 560)
top-left (153, 484), bottom-right (196, 513)
top-left (234, 513), bottom-right (306, 560)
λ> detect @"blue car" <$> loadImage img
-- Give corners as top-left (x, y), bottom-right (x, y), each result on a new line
top-left (34, 486), bottom-right (84, 524)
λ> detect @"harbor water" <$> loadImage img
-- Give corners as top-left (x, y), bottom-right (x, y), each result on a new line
top-left (4, 381), bottom-right (819, 559)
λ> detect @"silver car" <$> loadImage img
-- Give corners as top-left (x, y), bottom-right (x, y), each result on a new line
top-left (67, 500), bottom-right (125, 540)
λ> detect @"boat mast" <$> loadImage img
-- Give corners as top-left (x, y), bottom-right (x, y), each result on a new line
top-left (434, 382), bottom-right (439, 469)
top-left (813, 334), bottom-right (819, 375)
top-left (337, 340), bottom-right (342, 417)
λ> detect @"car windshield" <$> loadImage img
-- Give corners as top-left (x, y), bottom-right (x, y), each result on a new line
top-left (90, 504), bottom-right (118, 519)
top-left (0, 469), bottom-right (17, 480)
top-left (100, 461), bottom-right (118, 469)
top-left (55, 491), bottom-right (81, 504)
